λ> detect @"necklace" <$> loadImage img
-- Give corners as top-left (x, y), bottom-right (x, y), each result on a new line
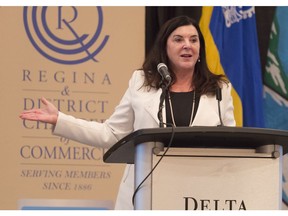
top-left (168, 90), bottom-right (196, 127)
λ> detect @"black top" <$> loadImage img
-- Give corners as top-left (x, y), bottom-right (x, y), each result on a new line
top-left (165, 91), bottom-right (200, 127)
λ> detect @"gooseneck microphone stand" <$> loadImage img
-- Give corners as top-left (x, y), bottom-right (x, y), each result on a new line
top-left (157, 80), bottom-right (170, 128)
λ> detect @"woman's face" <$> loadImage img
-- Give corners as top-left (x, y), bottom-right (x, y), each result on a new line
top-left (166, 25), bottom-right (200, 73)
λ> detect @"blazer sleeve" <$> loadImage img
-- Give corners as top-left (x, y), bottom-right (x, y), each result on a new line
top-left (222, 82), bottom-right (236, 126)
top-left (52, 71), bottom-right (140, 149)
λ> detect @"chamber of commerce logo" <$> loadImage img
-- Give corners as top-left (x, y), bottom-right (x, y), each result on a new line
top-left (23, 6), bottom-right (109, 64)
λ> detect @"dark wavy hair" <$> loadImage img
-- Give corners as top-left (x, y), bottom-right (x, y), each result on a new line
top-left (142, 15), bottom-right (228, 95)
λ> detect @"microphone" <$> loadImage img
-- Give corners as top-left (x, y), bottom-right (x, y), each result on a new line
top-left (157, 63), bottom-right (172, 86)
top-left (216, 87), bottom-right (224, 126)
top-left (216, 87), bottom-right (222, 101)
top-left (156, 63), bottom-right (170, 128)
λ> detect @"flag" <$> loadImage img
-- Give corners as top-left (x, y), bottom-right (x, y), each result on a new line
top-left (263, 6), bottom-right (288, 209)
top-left (263, 7), bottom-right (288, 130)
top-left (199, 6), bottom-right (264, 127)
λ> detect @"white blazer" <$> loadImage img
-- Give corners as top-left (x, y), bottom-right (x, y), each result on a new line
top-left (53, 70), bottom-right (236, 210)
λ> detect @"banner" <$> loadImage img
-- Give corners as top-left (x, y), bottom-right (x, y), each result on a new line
top-left (199, 6), bottom-right (264, 127)
top-left (0, 6), bottom-right (145, 210)
top-left (263, 6), bottom-right (288, 210)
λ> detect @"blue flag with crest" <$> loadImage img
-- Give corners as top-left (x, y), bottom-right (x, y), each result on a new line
top-left (201, 6), bottom-right (265, 127)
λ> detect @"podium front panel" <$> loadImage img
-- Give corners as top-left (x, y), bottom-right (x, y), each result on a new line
top-left (152, 147), bottom-right (282, 210)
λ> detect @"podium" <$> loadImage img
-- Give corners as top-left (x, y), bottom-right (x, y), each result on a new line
top-left (103, 126), bottom-right (288, 210)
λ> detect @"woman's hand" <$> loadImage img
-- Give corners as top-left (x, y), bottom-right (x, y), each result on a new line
top-left (19, 97), bottom-right (59, 125)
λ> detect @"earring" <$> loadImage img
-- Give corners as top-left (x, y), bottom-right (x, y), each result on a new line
top-left (198, 58), bottom-right (200, 62)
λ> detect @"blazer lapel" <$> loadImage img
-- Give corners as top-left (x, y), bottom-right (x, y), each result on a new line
top-left (144, 88), bottom-right (166, 125)
top-left (192, 95), bottom-right (219, 126)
